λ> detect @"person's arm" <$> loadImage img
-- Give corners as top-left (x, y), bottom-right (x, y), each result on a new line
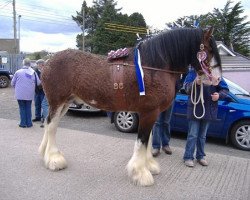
top-left (11, 73), bottom-right (17, 87)
top-left (34, 72), bottom-right (41, 86)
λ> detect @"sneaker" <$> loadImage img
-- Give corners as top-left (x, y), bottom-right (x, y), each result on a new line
top-left (184, 160), bottom-right (194, 167)
top-left (197, 159), bottom-right (208, 166)
top-left (40, 124), bottom-right (44, 128)
top-left (32, 118), bottom-right (41, 122)
top-left (152, 149), bottom-right (160, 157)
top-left (162, 145), bottom-right (172, 155)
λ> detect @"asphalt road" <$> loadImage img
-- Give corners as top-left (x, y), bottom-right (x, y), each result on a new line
top-left (1, 87), bottom-right (249, 159)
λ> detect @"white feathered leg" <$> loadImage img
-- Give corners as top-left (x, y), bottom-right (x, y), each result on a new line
top-left (39, 106), bottom-right (67, 171)
top-left (146, 132), bottom-right (160, 175)
top-left (126, 139), bottom-right (154, 186)
top-left (38, 124), bottom-right (48, 157)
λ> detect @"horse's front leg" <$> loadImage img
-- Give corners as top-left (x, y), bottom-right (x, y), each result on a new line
top-left (126, 112), bottom-right (160, 186)
top-left (39, 106), bottom-right (67, 171)
top-left (146, 132), bottom-right (160, 175)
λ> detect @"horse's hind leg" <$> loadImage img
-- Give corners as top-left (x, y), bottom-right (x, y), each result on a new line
top-left (38, 103), bottom-right (69, 156)
top-left (39, 104), bottom-right (68, 171)
top-left (126, 112), bottom-right (160, 186)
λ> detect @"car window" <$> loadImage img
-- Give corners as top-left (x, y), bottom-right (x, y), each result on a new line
top-left (224, 78), bottom-right (250, 97)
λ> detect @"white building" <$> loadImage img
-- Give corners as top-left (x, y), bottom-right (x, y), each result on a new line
top-left (217, 42), bottom-right (250, 92)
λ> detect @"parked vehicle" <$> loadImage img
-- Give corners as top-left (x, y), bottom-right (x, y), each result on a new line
top-left (68, 102), bottom-right (101, 112)
top-left (109, 78), bottom-right (250, 151)
top-left (0, 69), bottom-right (13, 88)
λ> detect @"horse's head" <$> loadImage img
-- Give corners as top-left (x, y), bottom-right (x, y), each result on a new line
top-left (193, 27), bottom-right (222, 86)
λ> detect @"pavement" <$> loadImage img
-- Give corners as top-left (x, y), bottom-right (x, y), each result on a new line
top-left (1, 118), bottom-right (250, 200)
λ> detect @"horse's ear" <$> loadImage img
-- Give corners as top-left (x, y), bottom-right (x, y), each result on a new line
top-left (204, 26), bottom-right (214, 39)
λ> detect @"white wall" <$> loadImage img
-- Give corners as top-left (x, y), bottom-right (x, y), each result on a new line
top-left (223, 70), bottom-right (250, 92)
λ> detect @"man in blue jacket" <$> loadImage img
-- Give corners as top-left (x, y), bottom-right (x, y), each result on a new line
top-left (183, 68), bottom-right (229, 167)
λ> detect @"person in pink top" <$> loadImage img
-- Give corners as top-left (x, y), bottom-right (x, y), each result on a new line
top-left (11, 58), bottom-right (41, 128)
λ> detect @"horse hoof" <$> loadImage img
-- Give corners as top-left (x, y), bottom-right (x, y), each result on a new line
top-left (126, 161), bottom-right (154, 186)
top-left (128, 167), bottom-right (154, 186)
top-left (45, 151), bottom-right (67, 171)
top-left (146, 158), bottom-right (160, 175)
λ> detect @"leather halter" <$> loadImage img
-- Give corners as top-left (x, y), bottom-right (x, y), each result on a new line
top-left (110, 62), bottom-right (184, 74)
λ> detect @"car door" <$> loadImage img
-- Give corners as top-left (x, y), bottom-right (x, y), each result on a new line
top-left (171, 93), bottom-right (189, 132)
top-left (206, 100), bottom-right (229, 138)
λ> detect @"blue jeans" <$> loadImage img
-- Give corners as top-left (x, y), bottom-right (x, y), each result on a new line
top-left (41, 96), bottom-right (49, 121)
top-left (34, 92), bottom-right (45, 120)
top-left (152, 104), bottom-right (173, 149)
top-left (17, 100), bottom-right (33, 127)
top-left (183, 119), bottom-right (210, 160)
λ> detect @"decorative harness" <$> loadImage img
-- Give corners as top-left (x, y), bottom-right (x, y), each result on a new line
top-left (108, 47), bottom-right (183, 96)
top-left (191, 43), bottom-right (219, 119)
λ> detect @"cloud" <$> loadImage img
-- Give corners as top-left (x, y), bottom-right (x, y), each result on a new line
top-left (0, 0), bottom-right (83, 52)
top-left (16, 0), bottom-right (81, 34)
top-left (20, 19), bottom-right (80, 34)
top-left (20, 31), bottom-right (80, 52)
top-left (0, 17), bottom-right (13, 38)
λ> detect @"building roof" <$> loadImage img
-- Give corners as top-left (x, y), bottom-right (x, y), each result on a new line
top-left (217, 41), bottom-right (250, 71)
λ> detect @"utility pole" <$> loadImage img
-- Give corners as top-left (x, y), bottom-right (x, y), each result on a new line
top-left (82, 6), bottom-right (85, 52)
top-left (12, 0), bottom-right (17, 54)
top-left (18, 15), bottom-right (21, 53)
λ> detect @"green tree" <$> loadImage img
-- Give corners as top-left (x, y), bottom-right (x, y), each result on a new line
top-left (208, 1), bottom-right (250, 56)
top-left (72, 0), bottom-right (147, 54)
top-left (72, 0), bottom-right (121, 52)
top-left (92, 1), bottom-right (118, 54)
top-left (164, 1), bottom-right (250, 56)
top-left (93, 11), bottom-right (146, 54)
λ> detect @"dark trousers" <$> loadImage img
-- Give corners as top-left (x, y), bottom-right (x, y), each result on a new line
top-left (34, 92), bottom-right (45, 120)
top-left (18, 100), bottom-right (33, 127)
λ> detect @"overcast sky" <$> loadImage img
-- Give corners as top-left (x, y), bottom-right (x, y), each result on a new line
top-left (0, 0), bottom-right (249, 53)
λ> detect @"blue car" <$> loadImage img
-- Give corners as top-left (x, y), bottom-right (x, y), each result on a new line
top-left (109, 78), bottom-right (250, 151)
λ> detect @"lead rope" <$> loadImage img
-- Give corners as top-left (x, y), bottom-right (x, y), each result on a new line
top-left (191, 78), bottom-right (205, 119)
top-left (191, 43), bottom-right (208, 119)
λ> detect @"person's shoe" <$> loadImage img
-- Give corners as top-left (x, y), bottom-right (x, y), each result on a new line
top-left (162, 145), bottom-right (172, 155)
top-left (19, 124), bottom-right (26, 128)
top-left (197, 159), bottom-right (208, 166)
top-left (152, 149), bottom-right (160, 157)
top-left (184, 160), bottom-right (194, 167)
top-left (32, 118), bottom-right (41, 122)
top-left (40, 124), bottom-right (44, 128)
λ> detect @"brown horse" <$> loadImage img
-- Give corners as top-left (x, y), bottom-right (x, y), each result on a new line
top-left (39, 27), bottom-right (221, 186)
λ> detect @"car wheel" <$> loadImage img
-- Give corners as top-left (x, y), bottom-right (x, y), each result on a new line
top-left (230, 120), bottom-right (250, 151)
top-left (0, 75), bottom-right (9, 88)
top-left (114, 111), bottom-right (138, 133)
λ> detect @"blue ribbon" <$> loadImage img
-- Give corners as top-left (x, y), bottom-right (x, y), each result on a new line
top-left (134, 48), bottom-right (145, 95)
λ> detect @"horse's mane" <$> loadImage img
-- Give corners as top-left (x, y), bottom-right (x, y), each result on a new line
top-left (138, 28), bottom-right (220, 72)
